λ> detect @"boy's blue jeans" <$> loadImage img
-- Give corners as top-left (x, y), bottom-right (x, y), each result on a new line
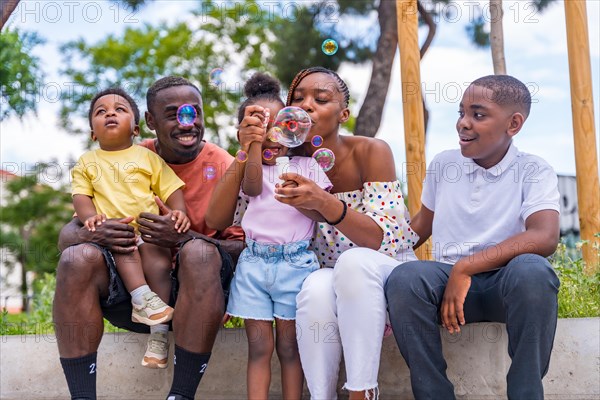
top-left (385, 254), bottom-right (560, 400)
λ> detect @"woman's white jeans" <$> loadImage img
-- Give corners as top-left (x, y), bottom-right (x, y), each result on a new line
top-left (296, 247), bottom-right (415, 399)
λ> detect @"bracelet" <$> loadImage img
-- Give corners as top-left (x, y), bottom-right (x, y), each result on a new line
top-left (326, 200), bottom-right (347, 226)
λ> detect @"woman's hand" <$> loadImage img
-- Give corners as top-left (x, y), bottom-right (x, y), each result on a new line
top-left (238, 105), bottom-right (268, 151)
top-left (274, 172), bottom-right (328, 211)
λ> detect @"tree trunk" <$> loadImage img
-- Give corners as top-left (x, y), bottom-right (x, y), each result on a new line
top-left (490, 0), bottom-right (507, 74)
top-left (18, 227), bottom-right (29, 312)
top-left (418, 0), bottom-right (436, 59)
top-left (1, 0), bottom-right (20, 30)
top-left (354, 0), bottom-right (397, 137)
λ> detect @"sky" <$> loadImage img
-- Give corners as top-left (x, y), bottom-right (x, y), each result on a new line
top-left (1, 0), bottom-right (599, 184)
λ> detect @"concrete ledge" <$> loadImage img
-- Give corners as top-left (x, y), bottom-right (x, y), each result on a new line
top-left (1, 319), bottom-right (598, 399)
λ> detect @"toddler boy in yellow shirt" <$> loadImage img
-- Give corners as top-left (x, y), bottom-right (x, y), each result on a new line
top-left (71, 87), bottom-right (190, 369)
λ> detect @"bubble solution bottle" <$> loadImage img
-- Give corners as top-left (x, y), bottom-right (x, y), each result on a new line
top-left (275, 156), bottom-right (290, 185)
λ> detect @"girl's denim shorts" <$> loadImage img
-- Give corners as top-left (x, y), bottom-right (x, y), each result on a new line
top-left (227, 238), bottom-right (319, 320)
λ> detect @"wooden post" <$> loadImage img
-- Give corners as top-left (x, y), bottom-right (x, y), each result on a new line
top-left (564, 0), bottom-right (600, 273)
top-left (396, 0), bottom-right (429, 260)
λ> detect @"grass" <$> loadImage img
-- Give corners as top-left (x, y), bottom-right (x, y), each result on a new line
top-left (2, 240), bottom-right (599, 335)
top-left (550, 238), bottom-right (600, 318)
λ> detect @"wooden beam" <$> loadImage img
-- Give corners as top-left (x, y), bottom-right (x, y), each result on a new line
top-left (564, 0), bottom-right (600, 273)
top-left (396, 0), bottom-right (429, 260)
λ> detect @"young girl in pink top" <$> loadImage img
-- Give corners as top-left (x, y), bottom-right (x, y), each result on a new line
top-left (207, 73), bottom-right (331, 399)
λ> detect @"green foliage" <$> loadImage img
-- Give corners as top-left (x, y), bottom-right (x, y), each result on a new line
top-left (0, 273), bottom-right (56, 335)
top-left (0, 163), bottom-right (72, 277)
top-left (3, 239), bottom-right (600, 336)
top-left (0, 311), bottom-right (27, 335)
top-left (551, 240), bottom-right (600, 318)
top-left (0, 273), bottom-right (128, 335)
top-left (27, 273), bottom-right (56, 330)
top-left (465, 14), bottom-right (490, 48)
top-left (268, 2), bottom-right (372, 89)
top-left (530, 0), bottom-right (556, 12)
top-left (223, 316), bottom-right (244, 329)
top-left (57, 0), bottom-right (376, 144)
top-left (269, 5), bottom-right (341, 88)
top-left (113, 0), bottom-right (149, 11)
top-left (58, 0), bottom-right (275, 145)
top-left (0, 28), bottom-right (44, 120)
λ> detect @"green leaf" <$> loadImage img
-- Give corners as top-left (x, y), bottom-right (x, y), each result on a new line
top-left (0, 28), bottom-right (44, 119)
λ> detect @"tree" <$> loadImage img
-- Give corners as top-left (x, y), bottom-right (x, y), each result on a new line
top-left (58, 1), bottom-right (275, 152)
top-left (0, 163), bottom-right (72, 311)
top-left (0, 28), bottom-right (44, 120)
top-left (55, 0), bottom-right (560, 144)
top-left (257, 0), bottom-right (440, 136)
top-left (466, 0), bottom-right (557, 73)
top-left (1, 0), bottom-right (148, 30)
top-left (242, 1), bottom-right (386, 136)
top-left (489, 0), bottom-right (506, 74)
top-left (348, 0), bottom-right (399, 138)
top-left (0, 0), bottom-right (19, 30)
top-left (329, 0), bottom-right (559, 136)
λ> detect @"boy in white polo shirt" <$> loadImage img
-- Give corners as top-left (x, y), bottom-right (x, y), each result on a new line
top-left (386, 75), bottom-right (560, 400)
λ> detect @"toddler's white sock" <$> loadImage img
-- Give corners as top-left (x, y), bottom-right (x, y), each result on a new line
top-left (130, 285), bottom-right (150, 306)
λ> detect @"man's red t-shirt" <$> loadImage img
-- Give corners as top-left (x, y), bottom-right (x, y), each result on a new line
top-left (140, 139), bottom-right (244, 242)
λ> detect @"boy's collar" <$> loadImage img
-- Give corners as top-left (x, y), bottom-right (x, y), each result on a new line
top-left (461, 143), bottom-right (519, 176)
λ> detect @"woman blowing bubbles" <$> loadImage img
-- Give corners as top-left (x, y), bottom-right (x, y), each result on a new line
top-left (274, 67), bottom-right (418, 399)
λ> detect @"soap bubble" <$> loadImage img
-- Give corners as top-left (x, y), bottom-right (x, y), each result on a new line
top-left (268, 127), bottom-right (283, 142)
top-left (203, 165), bottom-right (216, 180)
top-left (209, 68), bottom-right (224, 86)
top-left (262, 149), bottom-right (274, 161)
top-left (321, 39), bottom-right (338, 56)
top-left (272, 106), bottom-right (311, 148)
top-left (177, 104), bottom-right (197, 126)
top-left (235, 150), bottom-right (248, 163)
top-left (311, 135), bottom-right (323, 147)
top-left (312, 148), bottom-right (335, 172)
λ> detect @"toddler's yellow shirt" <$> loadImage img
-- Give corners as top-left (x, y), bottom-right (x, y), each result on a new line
top-left (71, 145), bottom-right (184, 229)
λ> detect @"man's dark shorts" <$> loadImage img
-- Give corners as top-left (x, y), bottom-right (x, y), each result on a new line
top-left (89, 237), bottom-right (235, 334)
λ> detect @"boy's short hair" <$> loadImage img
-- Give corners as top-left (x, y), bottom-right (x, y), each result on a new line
top-left (88, 87), bottom-right (140, 128)
top-left (471, 75), bottom-right (532, 118)
top-left (146, 76), bottom-right (201, 114)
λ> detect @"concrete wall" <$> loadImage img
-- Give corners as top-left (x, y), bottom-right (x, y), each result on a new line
top-left (1, 319), bottom-right (598, 399)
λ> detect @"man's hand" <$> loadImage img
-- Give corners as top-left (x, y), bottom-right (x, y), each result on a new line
top-left (441, 262), bottom-right (471, 334)
top-left (137, 197), bottom-right (193, 248)
top-left (79, 217), bottom-right (136, 253)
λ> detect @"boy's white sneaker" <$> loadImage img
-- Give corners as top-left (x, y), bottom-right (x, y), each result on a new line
top-left (142, 332), bottom-right (169, 369)
top-left (132, 292), bottom-right (174, 326)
